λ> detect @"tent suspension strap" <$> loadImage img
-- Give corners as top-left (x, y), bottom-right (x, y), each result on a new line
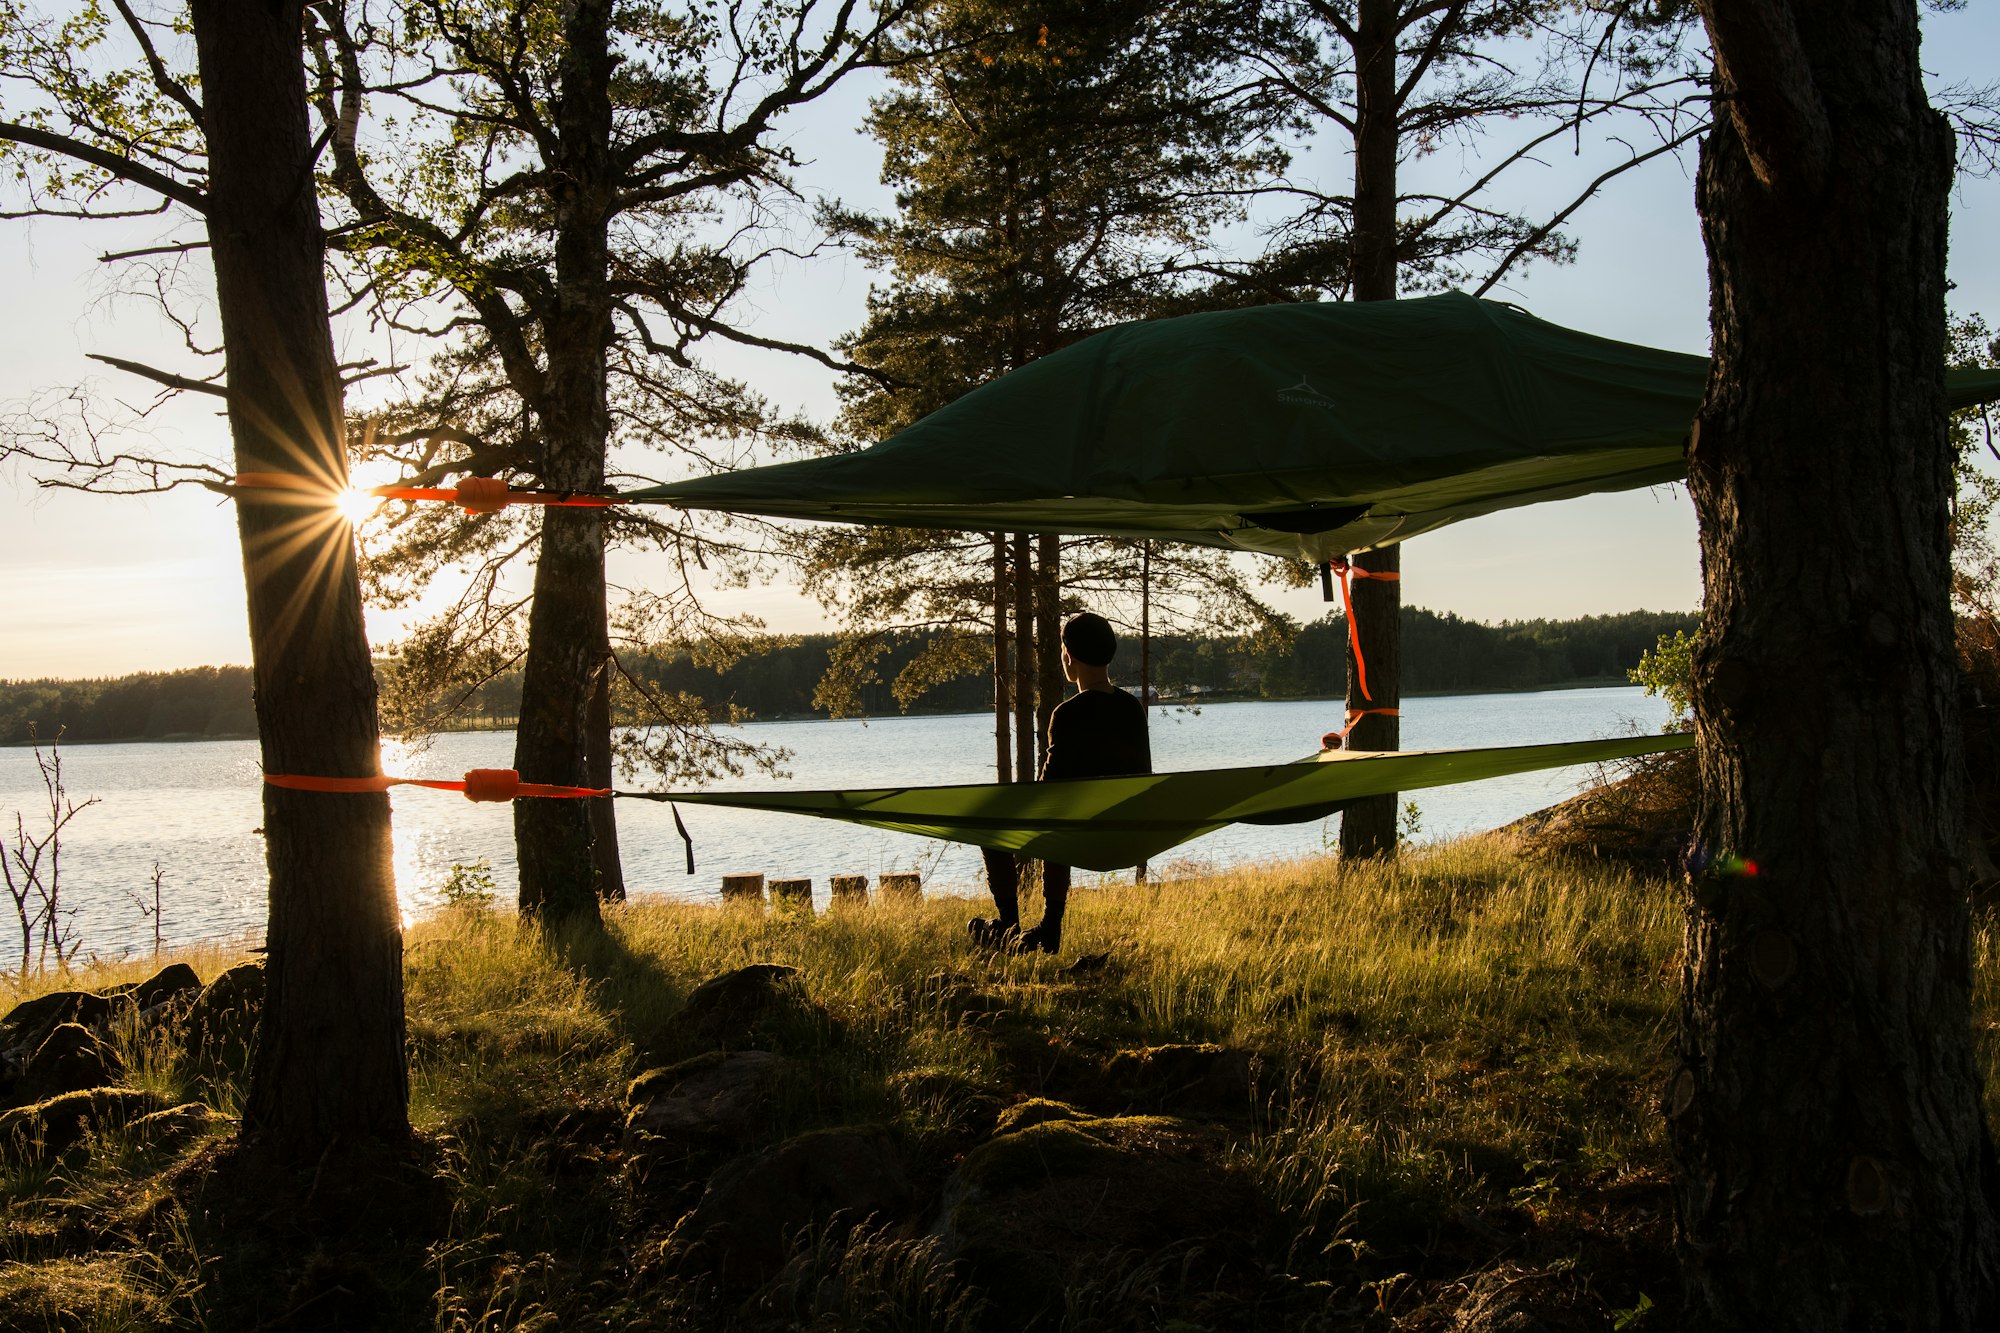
top-left (232, 473), bottom-right (616, 515)
top-left (1318, 558), bottom-right (1402, 701)
top-left (1321, 707), bottom-right (1400, 751)
top-left (265, 769), bottom-right (697, 872)
top-left (264, 769), bottom-right (610, 801)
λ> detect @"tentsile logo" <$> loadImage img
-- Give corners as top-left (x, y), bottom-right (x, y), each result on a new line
top-left (1277, 377), bottom-right (1339, 412)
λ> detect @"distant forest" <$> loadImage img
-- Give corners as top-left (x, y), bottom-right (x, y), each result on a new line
top-left (2, 608), bottom-right (1697, 745)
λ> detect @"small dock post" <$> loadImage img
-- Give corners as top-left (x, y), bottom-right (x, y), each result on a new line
top-left (720, 873), bottom-right (766, 908)
top-left (770, 877), bottom-right (814, 915)
top-left (878, 872), bottom-right (923, 906)
top-left (829, 874), bottom-right (870, 909)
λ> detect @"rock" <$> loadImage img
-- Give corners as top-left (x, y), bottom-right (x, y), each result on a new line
top-left (625, 1050), bottom-right (787, 1138)
top-left (916, 971), bottom-right (1010, 1020)
top-left (182, 961), bottom-right (265, 1076)
top-left (934, 1111), bottom-right (1258, 1326)
top-left (1059, 951), bottom-right (1114, 978)
top-left (993, 1097), bottom-right (1090, 1135)
top-left (1099, 1043), bottom-right (1258, 1113)
top-left (130, 962), bottom-right (203, 1012)
top-left (1, 989), bottom-right (118, 1056)
top-left (14, 1023), bottom-right (125, 1105)
top-left (130, 1101), bottom-right (219, 1147)
top-left (0, 1087), bottom-right (162, 1162)
top-left (685, 1126), bottom-right (911, 1284)
top-left (674, 964), bottom-right (828, 1052)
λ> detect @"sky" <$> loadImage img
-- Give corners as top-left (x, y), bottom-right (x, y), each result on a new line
top-left (3, 9), bottom-right (1998, 680)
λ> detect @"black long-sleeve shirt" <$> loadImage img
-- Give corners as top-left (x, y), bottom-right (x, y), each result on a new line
top-left (1040, 687), bottom-right (1152, 781)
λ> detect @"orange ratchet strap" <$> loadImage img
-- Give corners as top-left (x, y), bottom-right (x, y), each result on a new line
top-left (232, 473), bottom-right (615, 515)
top-left (369, 477), bottom-right (616, 515)
top-left (265, 768), bottom-right (610, 801)
top-left (1322, 558), bottom-right (1402, 701)
top-left (1320, 708), bottom-right (1400, 751)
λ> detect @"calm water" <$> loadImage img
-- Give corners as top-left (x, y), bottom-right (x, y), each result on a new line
top-left (1, 687), bottom-right (1668, 957)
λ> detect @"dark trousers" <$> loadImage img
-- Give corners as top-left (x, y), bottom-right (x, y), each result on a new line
top-left (980, 848), bottom-right (1070, 929)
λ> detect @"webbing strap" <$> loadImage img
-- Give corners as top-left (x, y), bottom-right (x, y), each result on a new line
top-left (1320, 707), bottom-right (1400, 750)
top-left (1324, 558), bottom-right (1402, 702)
top-left (232, 473), bottom-right (616, 515)
top-left (265, 768), bottom-right (611, 801)
top-left (369, 478), bottom-right (616, 515)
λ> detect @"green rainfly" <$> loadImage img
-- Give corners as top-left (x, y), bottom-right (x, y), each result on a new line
top-left (626, 293), bottom-right (2000, 562)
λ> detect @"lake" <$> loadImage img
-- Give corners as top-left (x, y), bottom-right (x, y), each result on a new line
top-left (1, 686), bottom-right (1669, 958)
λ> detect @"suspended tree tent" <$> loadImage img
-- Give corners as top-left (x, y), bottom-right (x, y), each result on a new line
top-left (631, 733), bottom-right (1693, 871)
top-left (625, 291), bottom-right (2000, 558)
top-left (585, 293), bottom-right (1999, 866)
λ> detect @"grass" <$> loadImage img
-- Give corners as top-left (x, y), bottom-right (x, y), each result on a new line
top-left (1, 835), bottom-right (1993, 1330)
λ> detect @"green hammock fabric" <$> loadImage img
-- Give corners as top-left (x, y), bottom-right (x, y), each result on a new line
top-left (640, 732), bottom-right (1693, 871)
top-left (624, 293), bottom-right (2000, 562)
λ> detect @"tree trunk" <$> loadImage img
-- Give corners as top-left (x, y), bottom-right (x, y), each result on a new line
top-left (1673, 4), bottom-right (1998, 1326)
top-left (194, 0), bottom-right (407, 1153)
top-left (587, 664), bottom-right (624, 900)
top-left (992, 534), bottom-right (1012, 782)
top-left (1035, 532), bottom-right (1063, 769)
top-left (514, 0), bottom-right (615, 926)
top-left (1013, 532), bottom-right (1036, 782)
top-left (1340, 0), bottom-right (1403, 860)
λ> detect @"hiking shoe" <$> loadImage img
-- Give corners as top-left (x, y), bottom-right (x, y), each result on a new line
top-left (1012, 923), bottom-right (1061, 956)
top-left (968, 916), bottom-right (1020, 949)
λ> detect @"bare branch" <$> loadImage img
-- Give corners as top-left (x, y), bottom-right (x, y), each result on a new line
top-left (85, 353), bottom-right (228, 398)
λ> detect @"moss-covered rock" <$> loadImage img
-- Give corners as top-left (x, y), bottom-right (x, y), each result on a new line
top-left (181, 960), bottom-right (264, 1079)
top-left (13, 1022), bottom-right (124, 1106)
top-left (684, 1126), bottom-right (911, 1285)
top-left (672, 963), bottom-right (831, 1054)
top-left (0, 1087), bottom-right (162, 1162)
top-left (625, 1049), bottom-right (787, 1138)
top-left (1098, 1043), bottom-right (1259, 1113)
top-left (936, 1112), bottom-right (1259, 1327)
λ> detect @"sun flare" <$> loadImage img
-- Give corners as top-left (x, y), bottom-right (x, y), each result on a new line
top-left (335, 486), bottom-right (381, 525)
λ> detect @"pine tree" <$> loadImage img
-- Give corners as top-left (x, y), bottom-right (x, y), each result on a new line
top-left (310, 0), bottom-right (917, 922)
top-left (808, 0), bottom-right (1294, 778)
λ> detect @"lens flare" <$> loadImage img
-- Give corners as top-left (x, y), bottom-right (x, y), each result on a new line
top-left (335, 486), bottom-right (381, 525)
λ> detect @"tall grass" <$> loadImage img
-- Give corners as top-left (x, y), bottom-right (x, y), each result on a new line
top-left (1, 836), bottom-right (1992, 1330)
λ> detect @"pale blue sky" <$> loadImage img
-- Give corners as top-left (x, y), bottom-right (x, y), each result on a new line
top-left (3, 10), bottom-right (1997, 679)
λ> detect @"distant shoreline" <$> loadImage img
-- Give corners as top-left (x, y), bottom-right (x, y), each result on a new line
top-left (3, 676), bottom-right (1642, 748)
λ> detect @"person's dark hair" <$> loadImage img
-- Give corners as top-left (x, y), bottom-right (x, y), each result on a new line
top-left (1062, 612), bottom-right (1117, 667)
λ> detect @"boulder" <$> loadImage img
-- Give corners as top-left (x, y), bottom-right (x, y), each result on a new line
top-left (1099, 1043), bottom-right (1258, 1113)
top-left (130, 1101), bottom-right (220, 1147)
top-left (685, 1126), bottom-right (911, 1284)
top-left (674, 964), bottom-right (829, 1053)
top-left (934, 1111), bottom-right (1258, 1326)
top-left (130, 962), bottom-right (203, 1012)
top-left (1, 989), bottom-right (118, 1055)
top-left (13, 1022), bottom-right (125, 1105)
top-left (182, 960), bottom-right (264, 1076)
top-left (0, 1087), bottom-right (162, 1162)
top-left (626, 1050), bottom-right (788, 1138)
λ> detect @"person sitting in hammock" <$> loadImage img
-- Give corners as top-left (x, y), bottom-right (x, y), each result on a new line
top-left (971, 611), bottom-right (1152, 955)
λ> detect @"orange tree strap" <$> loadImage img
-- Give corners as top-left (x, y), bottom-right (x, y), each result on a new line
top-left (368, 478), bottom-right (616, 515)
top-left (265, 768), bottom-right (610, 801)
top-left (232, 473), bottom-right (616, 515)
top-left (1320, 707), bottom-right (1400, 750)
top-left (1325, 558), bottom-right (1403, 702)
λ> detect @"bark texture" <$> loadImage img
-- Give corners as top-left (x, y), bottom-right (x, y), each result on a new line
top-left (513, 0), bottom-right (614, 925)
top-left (1674, 3), bottom-right (1998, 1326)
top-left (1339, 0), bottom-right (1403, 860)
top-left (992, 534), bottom-right (1012, 782)
top-left (194, 0), bottom-right (407, 1152)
